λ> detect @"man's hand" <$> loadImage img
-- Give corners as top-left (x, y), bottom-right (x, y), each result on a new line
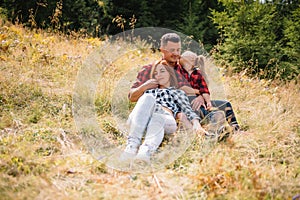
top-left (191, 95), bottom-right (206, 110)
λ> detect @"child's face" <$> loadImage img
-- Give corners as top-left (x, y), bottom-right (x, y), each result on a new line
top-left (153, 64), bottom-right (170, 88)
top-left (180, 55), bottom-right (195, 68)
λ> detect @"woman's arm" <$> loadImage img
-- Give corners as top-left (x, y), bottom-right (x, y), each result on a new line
top-left (129, 79), bottom-right (159, 102)
top-left (176, 112), bottom-right (192, 130)
top-left (174, 90), bottom-right (200, 122)
top-left (191, 118), bottom-right (208, 135)
top-left (174, 90), bottom-right (209, 135)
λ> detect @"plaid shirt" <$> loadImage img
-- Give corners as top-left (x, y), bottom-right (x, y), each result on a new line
top-left (178, 65), bottom-right (210, 95)
top-left (145, 87), bottom-right (199, 121)
top-left (131, 63), bottom-right (189, 89)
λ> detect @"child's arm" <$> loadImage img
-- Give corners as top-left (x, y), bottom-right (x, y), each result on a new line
top-left (202, 93), bottom-right (212, 110)
top-left (191, 119), bottom-right (209, 136)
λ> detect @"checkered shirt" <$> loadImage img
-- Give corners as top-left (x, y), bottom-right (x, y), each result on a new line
top-left (178, 65), bottom-right (210, 95)
top-left (145, 87), bottom-right (200, 121)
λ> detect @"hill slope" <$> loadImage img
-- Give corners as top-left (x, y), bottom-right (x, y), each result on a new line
top-left (0, 22), bottom-right (299, 199)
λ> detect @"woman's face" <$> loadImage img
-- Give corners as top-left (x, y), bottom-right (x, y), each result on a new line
top-left (153, 64), bottom-right (170, 88)
top-left (180, 55), bottom-right (195, 69)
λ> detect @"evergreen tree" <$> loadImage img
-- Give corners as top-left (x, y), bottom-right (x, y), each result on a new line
top-left (178, 0), bottom-right (222, 51)
top-left (211, 0), bottom-right (299, 80)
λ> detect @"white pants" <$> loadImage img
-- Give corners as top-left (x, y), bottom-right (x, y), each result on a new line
top-left (126, 94), bottom-right (177, 153)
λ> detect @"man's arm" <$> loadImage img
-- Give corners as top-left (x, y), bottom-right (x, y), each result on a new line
top-left (179, 85), bottom-right (198, 96)
top-left (128, 64), bottom-right (154, 102)
top-left (191, 95), bottom-right (206, 110)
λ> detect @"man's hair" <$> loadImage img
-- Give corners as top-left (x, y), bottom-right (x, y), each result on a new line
top-left (150, 60), bottom-right (179, 88)
top-left (160, 33), bottom-right (181, 48)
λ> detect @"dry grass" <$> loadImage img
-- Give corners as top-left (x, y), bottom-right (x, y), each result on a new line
top-left (0, 22), bottom-right (299, 200)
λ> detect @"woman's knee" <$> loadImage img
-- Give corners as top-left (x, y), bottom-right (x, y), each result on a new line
top-left (139, 93), bottom-right (155, 103)
top-left (164, 123), bottom-right (177, 134)
top-left (164, 115), bottom-right (177, 134)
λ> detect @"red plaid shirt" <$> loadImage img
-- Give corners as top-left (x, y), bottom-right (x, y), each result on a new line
top-left (177, 65), bottom-right (210, 95)
top-left (131, 63), bottom-right (189, 89)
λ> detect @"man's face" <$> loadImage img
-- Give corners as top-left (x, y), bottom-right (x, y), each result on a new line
top-left (160, 41), bottom-right (181, 65)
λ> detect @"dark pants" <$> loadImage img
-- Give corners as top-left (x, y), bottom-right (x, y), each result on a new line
top-left (188, 96), bottom-right (240, 130)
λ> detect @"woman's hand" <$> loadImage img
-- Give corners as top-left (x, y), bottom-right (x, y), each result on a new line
top-left (191, 119), bottom-right (209, 136)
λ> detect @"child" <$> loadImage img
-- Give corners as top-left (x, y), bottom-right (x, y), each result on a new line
top-left (180, 50), bottom-right (240, 131)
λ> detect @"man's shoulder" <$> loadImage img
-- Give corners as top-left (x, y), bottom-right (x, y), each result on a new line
top-left (137, 64), bottom-right (153, 74)
top-left (174, 63), bottom-right (187, 74)
top-left (131, 63), bottom-right (153, 89)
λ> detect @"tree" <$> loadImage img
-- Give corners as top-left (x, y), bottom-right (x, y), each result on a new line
top-left (281, 5), bottom-right (300, 79)
top-left (211, 0), bottom-right (299, 80)
top-left (178, 0), bottom-right (222, 51)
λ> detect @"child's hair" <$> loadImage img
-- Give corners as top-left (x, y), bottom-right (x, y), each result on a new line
top-left (181, 50), bottom-right (208, 84)
top-left (150, 60), bottom-right (179, 88)
top-left (181, 51), bottom-right (205, 69)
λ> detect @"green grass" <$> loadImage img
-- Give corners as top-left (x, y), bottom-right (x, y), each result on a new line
top-left (0, 21), bottom-right (299, 199)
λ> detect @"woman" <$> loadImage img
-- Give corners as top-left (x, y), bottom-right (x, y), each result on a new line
top-left (180, 50), bottom-right (240, 131)
top-left (121, 60), bottom-right (206, 163)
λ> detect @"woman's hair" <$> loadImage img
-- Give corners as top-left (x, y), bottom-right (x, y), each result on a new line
top-left (150, 60), bottom-right (179, 88)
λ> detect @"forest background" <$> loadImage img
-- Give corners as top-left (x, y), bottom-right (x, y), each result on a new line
top-left (1, 0), bottom-right (299, 80)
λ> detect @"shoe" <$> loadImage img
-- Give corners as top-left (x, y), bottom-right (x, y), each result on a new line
top-left (119, 144), bottom-right (138, 161)
top-left (134, 145), bottom-right (151, 164)
top-left (205, 124), bottom-right (218, 139)
top-left (231, 124), bottom-right (240, 132)
top-left (217, 125), bottom-right (232, 142)
top-left (205, 130), bottom-right (217, 139)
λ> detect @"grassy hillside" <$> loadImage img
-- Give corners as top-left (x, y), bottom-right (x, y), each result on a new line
top-left (0, 21), bottom-right (299, 199)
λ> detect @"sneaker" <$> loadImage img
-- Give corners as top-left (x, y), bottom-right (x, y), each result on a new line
top-left (119, 144), bottom-right (138, 161)
top-left (205, 130), bottom-right (217, 139)
top-left (217, 125), bottom-right (231, 142)
top-left (231, 124), bottom-right (240, 132)
top-left (134, 145), bottom-right (151, 164)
